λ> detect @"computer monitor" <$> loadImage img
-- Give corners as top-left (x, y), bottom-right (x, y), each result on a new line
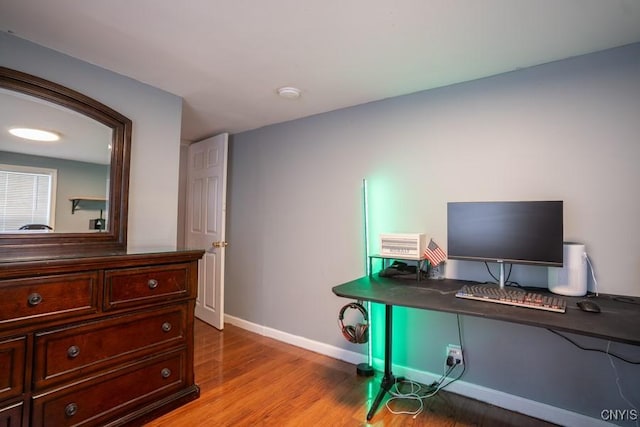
top-left (447, 201), bottom-right (563, 288)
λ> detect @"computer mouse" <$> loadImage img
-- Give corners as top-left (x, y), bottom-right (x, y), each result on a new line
top-left (577, 300), bottom-right (601, 313)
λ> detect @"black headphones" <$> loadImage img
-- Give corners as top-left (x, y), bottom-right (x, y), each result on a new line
top-left (338, 302), bottom-right (369, 344)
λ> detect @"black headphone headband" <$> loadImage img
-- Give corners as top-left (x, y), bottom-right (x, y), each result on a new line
top-left (338, 302), bottom-right (368, 322)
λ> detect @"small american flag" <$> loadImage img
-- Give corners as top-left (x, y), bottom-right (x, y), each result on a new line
top-left (424, 239), bottom-right (447, 266)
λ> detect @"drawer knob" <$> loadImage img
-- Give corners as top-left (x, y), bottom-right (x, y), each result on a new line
top-left (28, 292), bottom-right (43, 306)
top-left (148, 279), bottom-right (159, 289)
top-left (67, 345), bottom-right (80, 358)
top-left (65, 402), bottom-right (78, 417)
top-left (161, 368), bottom-right (172, 379)
top-left (162, 322), bottom-right (172, 332)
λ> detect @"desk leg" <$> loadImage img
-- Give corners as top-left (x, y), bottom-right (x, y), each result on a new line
top-left (366, 304), bottom-right (399, 421)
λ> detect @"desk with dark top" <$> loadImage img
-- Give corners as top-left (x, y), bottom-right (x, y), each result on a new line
top-left (332, 275), bottom-right (640, 420)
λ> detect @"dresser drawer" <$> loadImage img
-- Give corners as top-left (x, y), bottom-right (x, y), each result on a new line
top-left (0, 401), bottom-right (23, 427)
top-left (0, 336), bottom-right (26, 401)
top-left (31, 349), bottom-right (186, 427)
top-left (33, 305), bottom-right (187, 390)
top-left (0, 273), bottom-right (97, 327)
top-left (104, 264), bottom-right (190, 310)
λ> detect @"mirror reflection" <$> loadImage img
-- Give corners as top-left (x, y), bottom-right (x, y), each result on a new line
top-left (0, 87), bottom-right (113, 233)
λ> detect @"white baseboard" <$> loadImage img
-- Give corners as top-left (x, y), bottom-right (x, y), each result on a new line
top-left (224, 314), bottom-right (607, 427)
top-left (224, 314), bottom-right (368, 366)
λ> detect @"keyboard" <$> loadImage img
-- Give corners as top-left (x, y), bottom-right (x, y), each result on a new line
top-left (455, 284), bottom-right (567, 313)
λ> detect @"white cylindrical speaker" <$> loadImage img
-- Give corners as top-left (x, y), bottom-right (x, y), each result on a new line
top-left (548, 242), bottom-right (587, 296)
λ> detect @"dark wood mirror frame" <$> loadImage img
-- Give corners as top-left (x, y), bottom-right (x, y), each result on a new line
top-left (0, 66), bottom-right (131, 257)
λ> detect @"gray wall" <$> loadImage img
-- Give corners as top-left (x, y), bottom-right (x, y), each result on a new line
top-left (226, 43), bottom-right (640, 424)
top-left (1, 32), bottom-right (183, 249)
top-left (1, 151), bottom-right (108, 232)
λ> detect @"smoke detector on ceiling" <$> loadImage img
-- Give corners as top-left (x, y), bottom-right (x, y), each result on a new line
top-left (277, 86), bottom-right (301, 99)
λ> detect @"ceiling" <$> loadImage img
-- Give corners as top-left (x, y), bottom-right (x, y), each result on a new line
top-left (1, 0), bottom-right (640, 142)
top-left (0, 88), bottom-right (112, 164)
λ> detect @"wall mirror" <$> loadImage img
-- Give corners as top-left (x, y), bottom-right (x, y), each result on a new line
top-left (0, 66), bottom-right (131, 257)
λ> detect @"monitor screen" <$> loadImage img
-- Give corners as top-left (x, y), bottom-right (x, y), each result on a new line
top-left (447, 201), bottom-right (563, 267)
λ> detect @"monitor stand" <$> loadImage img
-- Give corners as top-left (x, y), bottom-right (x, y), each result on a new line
top-left (498, 261), bottom-right (506, 289)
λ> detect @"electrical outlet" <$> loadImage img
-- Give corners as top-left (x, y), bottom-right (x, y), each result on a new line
top-left (446, 344), bottom-right (464, 368)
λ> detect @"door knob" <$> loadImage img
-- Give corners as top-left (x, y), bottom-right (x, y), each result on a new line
top-left (212, 241), bottom-right (228, 248)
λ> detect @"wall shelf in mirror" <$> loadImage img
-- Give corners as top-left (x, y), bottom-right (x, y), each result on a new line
top-left (69, 196), bottom-right (107, 214)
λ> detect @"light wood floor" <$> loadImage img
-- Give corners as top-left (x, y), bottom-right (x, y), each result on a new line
top-left (145, 320), bottom-right (556, 426)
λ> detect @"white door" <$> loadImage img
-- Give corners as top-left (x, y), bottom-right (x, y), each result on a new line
top-left (186, 133), bottom-right (228, 330)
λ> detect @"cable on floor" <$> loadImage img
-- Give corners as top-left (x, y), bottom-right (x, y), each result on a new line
top-left (385, 314), bottom-right (466, 419)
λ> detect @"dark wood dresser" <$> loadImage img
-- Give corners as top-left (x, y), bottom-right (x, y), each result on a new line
top-left (0, 249), bottom-right (204, 426)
